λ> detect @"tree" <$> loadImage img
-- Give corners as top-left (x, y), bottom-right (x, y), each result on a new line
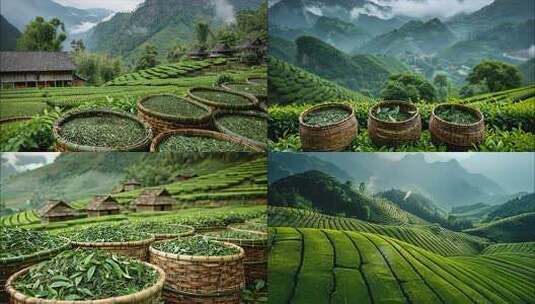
top-left (167, 44), bottom-right (185, 63)
top-left (73, 52), bottom-right (123, 85)
top-left (433, 74), bottom-right (449, 101)
top-left (216, 29), bottom-right (238, 48)
top-left (467, 60), bottom-right (522, 92)
top-left (358, 182), bottom-right (366, 193)
top-left (135, 44), bottom-right (159, 71)
top-left (380, 73), bottom-right (438, 102)
top-left (70, 39), bottom-right (86, 53)
top-left (195, 21), bottom-right (211, 51)
top-left (17, 17), bottom-right (67, 51)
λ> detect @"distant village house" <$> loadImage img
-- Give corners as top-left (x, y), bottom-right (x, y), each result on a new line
top-left (39, 200), bottom-right (79, 223)
top-left (0, 51), bottom-right (85, 89)
top-left (86, 195), bottom-right (121, 217)
top-left (133, 188), bottom-right (175, 212)
top-left (113, 178), bottom-right (142, 193)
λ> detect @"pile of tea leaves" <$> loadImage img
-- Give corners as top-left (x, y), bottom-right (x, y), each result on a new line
top-left (59, 115), bottom-right (147, 147)
top-left (436, 107), bottom-right (480, 124)
top-left (217, 115), bottom-right (267, 142)
top-left (193, 90), bottom-right (252, 105)
top-left (131, 222), bottom-right (192, 235)
top-left (69, 224), bottom-right (152, 243)
top-left (13, 249), bottom-right (158, 300)
top-left (157, 135), bottom-right (255, 152)
top-left (143, 95), bottom-right (208, 118)
top-left (226, 83), bottom-right (267, 96)
top-left (204, 230), bottom-right (266, 240)
top-left (0, 227), bottom-right (67, 259)
top-left (375, 105), bottom-right (414, 122)
top-left (153, 236), bottom-right (240, 256)
top-left (303, 108), bottom-right (351, 127)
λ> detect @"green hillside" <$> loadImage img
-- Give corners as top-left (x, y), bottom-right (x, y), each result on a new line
top-left (519, 58), bottom-right (535, 85)
top-left (0, 15), bottom-right (21, 51)
top-left (311, 16), bottom-right (370, 52)
top-left (269, 227), bottom-right (534, 303)
top-left (482, 242), bottom-right (535, 255)
top-left (269, 207), bottom-right (487, 256)
top-left (295, 36), bottom-right (408, 95)
top-left (269, 35), bottom-right (297, 64)
top-left (268, 56), bottom-right (366, 105)
top-left (484, 193), bottom-right (535, 222)
top-left (464, 212), bottom-right (535, 242)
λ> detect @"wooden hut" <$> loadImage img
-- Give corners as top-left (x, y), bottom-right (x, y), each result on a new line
top-left (187, 47), bottom-right (209, 60)
top-left (86, 195), bottom-right (121, 217)
top-left (210, 44), bottom-right (236, 58)
top-left (174, 173), bottom-right (199, 182)
top-left (0, 52), bottom-right (85, 89)
top-left (39, 200), bottom-right (78, 223)
top-left (134, 188), bottom-right (175, 212)
top-left (113, 178), bottom-right (142, 193)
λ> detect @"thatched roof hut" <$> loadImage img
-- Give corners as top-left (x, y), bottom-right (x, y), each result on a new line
top-left (210, 44), bottom-right (236, 57)
top-left (113, 178), bottom-right (142, 193)
top-left (187, 47), bottom-right (209, 60)
top-left (86, 195), bottom-right (121, 217)
top-left (174, 173), bottom-right (198, 181)
top-left (39, 200), bottom-right (79, 223)
top-left (134, 188), bottom-right (175, 212)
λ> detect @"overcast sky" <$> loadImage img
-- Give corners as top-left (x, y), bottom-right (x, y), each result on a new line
top-left (52, 0), bottom-right (144, 12)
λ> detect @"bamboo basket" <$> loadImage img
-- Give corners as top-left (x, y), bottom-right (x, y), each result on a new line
top-left (72, 236), bottom-right (155, 261)
top-left (163, 287), bottom-right (240, 304)
top-left (6, 262), bottom-right (165, 304)
top-left (149, 240), bottom-right (245, 296)
top-left (137, 94), bottom-right (213, 136)
top-left (152, 224), bottom-right (195, 241)
top-left (299, 103), bottom-right (358, 151)
top-left (429, 104), bottom-right (485, 151)
top-left (150, 129), bottom-right (264, 152)
top-left (53, 109), bottom-right (153, 152)
top-left (368, 100), bottom-right (422, 147)
top-left (187, 87), bottom-right (258, 111)
top-left (203, 231), bottom-right (268, 284)
top-left (212, 111), bottom-right (267, 151)
top-left (193, 226), bottom-right (228, 233)
top-left (221, 82), bottom-right (267, 105)
top-left (0, 240), bottom-right (71, 303)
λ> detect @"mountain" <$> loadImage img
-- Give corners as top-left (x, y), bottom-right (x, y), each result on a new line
top-left (485, 193), bottom-right (535, 222)
top-left (310, 16), bottom-right (371, 52)
top-left (295, 35), bottom-right (407, 94)
top-left (86, 0), bottom-right (263, 62)
top-left (0, 0), bottom-right (112, 33)
top-left (519, 58), bottom-right (535, 85)
top-left (269, 35), bottom-right (297, 63)
top-left (0, 15), bottom-right (21, 51)
top-left (268, 153), bottom-right (351, 183)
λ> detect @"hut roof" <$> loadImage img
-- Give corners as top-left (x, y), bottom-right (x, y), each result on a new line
top-left (212, 44), bottom-right (235, 54)
top-left (124, 178), bottom-right (141, 186)
top-left (239, 38), bottom-right (265, 50)
top-left (86, 195), bottom-right (120, 211)
top-left (0, 52), bottom-right (77, 73)
top-left (134, 188), bottom-right (175, 206)
top-left (39, 200), bottom-right (75, 217)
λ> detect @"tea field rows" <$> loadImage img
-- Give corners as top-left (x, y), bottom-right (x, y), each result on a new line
top-left (268, 227), bottom-right (535, 304)
top-left (268, 207), bottom-right (488, 256)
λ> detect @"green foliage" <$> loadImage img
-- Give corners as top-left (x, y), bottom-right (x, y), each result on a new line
top-left (465, 212), bottom-right (535, 242)
top-left (153, 236), bottom-right (240, 256)
top-left (17, 17), bottom-right (66, 51)
top-left (70, 39), bottom-right (86, 53)
top-left (72, 51), bottom-right (123, 86)
top-left (236, 1), bottom-right (267, 42)
top-left (13, 249), bottom-right (158, 300)
top-left (484, 193), bottom-right (535, 222)
top-left (0, 109), bottom-right (61, 151)
top-left (380, 73), bottom-right (438, 102)
top-left (0, 226), bottom-right (67, 258)
top-left (166, 44), bottom-right (186, 63)
top-left (214, 74), bottom-right (235, 87)
top-left (466, 60), bottom-right (523, 93)
top-left (194, 21), bottom-right (211, 51)
top-left (135, 44), bottom-right (160, 71)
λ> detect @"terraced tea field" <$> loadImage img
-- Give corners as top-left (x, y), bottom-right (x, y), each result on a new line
top-left (268, 227), bottom-right (535, 304)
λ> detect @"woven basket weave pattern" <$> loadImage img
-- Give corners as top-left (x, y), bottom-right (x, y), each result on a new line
top-left (213, 110), bottom-right (268, 151)
top-left (72, 237), bottom-right (154, 261)
top-left (163, 287), bottom-right (240, 304)
top-left (429, 104), bottom-right (485, 151)
top-left (368, 100), bottom-right (422, 147)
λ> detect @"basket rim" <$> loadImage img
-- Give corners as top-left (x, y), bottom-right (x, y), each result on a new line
top-left (212, 110), bottom-right (267, 149)
top-left (53, 109), bottom-right (153, 152)
top-left (6, 260), bottom-right (166, 304)
top-left (299, 102), bottom-right (356, 130)
top-left (0, 237), bottom-right (71, 265)
top-left (137, 94), bottom-right (212, 123)
top-left (71, 235), bottom-right (155, 247)
top-left (432, 103), bottom-right (484, 127)
top-left (149, 239), bottom-right (245, 261)
top-left (201, 230), bottom-right (268, 246)
top-left (368, 100), bottom-right (420, 124)
top-left (150, 128), bottom-right (264, 152)
top-left (187, 86), bottom-right (258, 109)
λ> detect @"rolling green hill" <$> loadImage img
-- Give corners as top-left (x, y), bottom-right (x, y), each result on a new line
top-left (295, 35), bottom-right (408, 95)
top-left (268, 153), bottom-right (352, 184)
top-left (268, 35), bottom-right (297, 64)
top-left (464, 212), bottom-right (535, 242)
top-left (268, 226), bottom-right (534, 303)
top-left (482, 242), bottom-right (535, 255)
top-left (484, 193), bottom-right (535, 222)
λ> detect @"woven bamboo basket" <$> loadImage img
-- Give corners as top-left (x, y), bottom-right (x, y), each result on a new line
top-left (152, 224), bottom-right (195, 241)
top-left (72, 236), bottom-right (155, 261)
top-left (212, 111), bottom-right (267, 151)
top-left (367, 100), bottom-right (422, 147)
top-left (299, 103), bottom-right (358, 151)
top-left (6, 262), bottom-right (165, 304)
top-left (53, 109), bottom-right (153, 152)
top-left (163, 287), bottom-right (240, 304)
top-left (221, 82), bottom-right (267, 105)
top-left (0, 240), bottom-right (70, 303)
top-left (150, 129), bottom-right (264, 152)
top-left (137, 94), bottom-right (213, 136)
top-left (429, 104), bottom-right (485, 151)
top-left (149, 240), bottom-right (245, 296)
top-left (202, 231), bottom-right (267, 284)
top-left (187, 87), bottom-right (258, 111)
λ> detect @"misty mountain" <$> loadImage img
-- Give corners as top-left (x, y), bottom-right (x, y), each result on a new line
top-left (268, 153), bottom-right (352, 184)
top-left (269, 35), bottom-right (297, 63)
top-left (1, 154), bottom-right (49, 183)
top-left (0, 0), bottom-right (112, 33)
top-left (0, 15), bottom-right (21, 51)
top-left (85, 0), bottom-right (263, 62)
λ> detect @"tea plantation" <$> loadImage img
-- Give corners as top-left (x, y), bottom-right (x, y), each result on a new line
top-left (268, 227), bottom-right (535, 304)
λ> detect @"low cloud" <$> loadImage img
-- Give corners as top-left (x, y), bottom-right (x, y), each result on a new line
top-left (357, 0), bottom-right (493, 19)
top-left (213, 0), bottom-right (236, 24)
